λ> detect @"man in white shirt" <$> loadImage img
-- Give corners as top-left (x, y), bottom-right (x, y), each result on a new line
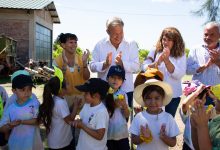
top-left (90, 17), bottom-right (140, 107)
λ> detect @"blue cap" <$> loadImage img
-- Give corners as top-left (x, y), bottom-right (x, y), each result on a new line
top-left (107, 65), bottom-right (125, 80)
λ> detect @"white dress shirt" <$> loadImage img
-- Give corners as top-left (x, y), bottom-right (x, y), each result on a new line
top-left (90, 37), bottom-right (140, 93)
top-left (142, 48), bottom-right (186, 98)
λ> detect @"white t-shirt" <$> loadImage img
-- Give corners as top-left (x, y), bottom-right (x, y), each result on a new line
top-left (129, 111), bottom-right (180, 150)
top-left (47, 96), bottom-right (73, 149)
top-left (108, 89), bottom-right (129, 140)
top-left (76, 103), bottom-right (109, 150)
top-left (0, 97), bottom-right (43, 150)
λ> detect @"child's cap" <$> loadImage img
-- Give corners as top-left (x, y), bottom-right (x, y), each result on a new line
top-left (140, 68), bottom-right (164, 81)
top-left (75, 78), bottom-right (109, 99)
top-left (107, 65), bottom-right (125, 80)
top-left (134, 79), bottom-right (173, 106)
top-left (11, 70), bottom-right (30, 81)
top-left (210, 84), bottom-right (220, 100)
top-left (12, 74), bottom-right (35, 89)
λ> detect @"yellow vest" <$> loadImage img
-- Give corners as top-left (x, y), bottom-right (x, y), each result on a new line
top-left (0, 96), bottom-right (3, 119)
top-left (55, 53), bottom-right (86, 96)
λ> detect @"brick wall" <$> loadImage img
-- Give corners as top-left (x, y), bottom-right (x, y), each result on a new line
top-left (0, 19), bottom-right (29, 64)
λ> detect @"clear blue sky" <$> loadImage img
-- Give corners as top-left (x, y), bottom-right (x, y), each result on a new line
top-left (53, 0), bottom-right (206, 50)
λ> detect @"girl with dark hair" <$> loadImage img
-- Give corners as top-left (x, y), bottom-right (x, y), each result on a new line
top-left (105, 65), bottom-right (130, 150)
top-left (37, 75), bottom-right (81, 150)
top-left (142, 27), bottom-right (186, 117)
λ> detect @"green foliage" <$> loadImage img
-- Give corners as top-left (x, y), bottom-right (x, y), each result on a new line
top-left (192, 0), bottom-right (220, 23)
top-left (185, 48), bottom-right (190, 58)
top-left (139, 49), bottom-right (149, 63)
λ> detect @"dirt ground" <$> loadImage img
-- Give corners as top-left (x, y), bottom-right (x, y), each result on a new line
top-left (0, 81), bottom-right (185, 150)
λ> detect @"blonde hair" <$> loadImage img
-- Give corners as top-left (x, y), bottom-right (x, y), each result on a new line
top-left (155, 27), bottom-right (185, 58)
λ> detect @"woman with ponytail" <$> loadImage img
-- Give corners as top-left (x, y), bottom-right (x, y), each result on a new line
top-left (37, 68), bottom-right (81, 150)
top-left (105, 65), bottom-right (130, 150)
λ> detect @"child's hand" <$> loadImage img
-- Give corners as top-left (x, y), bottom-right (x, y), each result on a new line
top-left (140, 124), bottom-right (151, 138)
top-left (9, 120), bottom-right (21, 128)
top-left (72, 119), bottom-right (83, 129)
top-left (160, 123), bottom-right (167, 139)
top-left (134, 106), bottom-right (143, 114)
top-left (140, 124), bottom-right (153, 144)
top-left (115, 95), bottom-right (127, 108)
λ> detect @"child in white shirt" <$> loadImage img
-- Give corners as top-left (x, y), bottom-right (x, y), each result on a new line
top-left (105, 65), bottom-right (130, 150)
top-left (73, 78), bottom-right (110, 150)
top-left (129, 79), bottom-right (179, 150)
top-left (37, 67), bottom-right (81, 149)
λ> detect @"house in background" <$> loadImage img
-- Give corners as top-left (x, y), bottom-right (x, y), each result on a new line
top-left (0, 0), bottom-right (60, 66)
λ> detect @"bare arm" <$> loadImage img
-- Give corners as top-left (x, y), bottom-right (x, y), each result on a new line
top-left (21, 118), bottom-right (37, 125)
top-left (82, 49), bottom-right (90, 80)
top-left (74, 119), bottom-right (105, 140)
top-left (163, 58), bottom-right (175, 73)
top-left (160, 135), bottom-right (177, 147)
top-left (64, 97), bottom-right (82, 124)
top-left (191, 101), bottom-right (212, 150)
top-left (82, 66), bottom-right (90, 80)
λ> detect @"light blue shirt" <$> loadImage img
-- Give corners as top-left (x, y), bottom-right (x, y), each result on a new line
top-left (186, 43), bottom-right (220, 85)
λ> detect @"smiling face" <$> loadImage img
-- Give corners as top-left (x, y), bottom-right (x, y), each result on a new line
top-left (107, 75), bottom-right (123, 91)
top-left (143, 91), bottom-right (164, 114)
top-left (203, 25), bottom-right (220, 49)
top-left (107, 25), bottom-right (124, 48)
top-left (142, 85), bottom-right (165, 114)
top-left (61, 39), bottom-right (77, 55)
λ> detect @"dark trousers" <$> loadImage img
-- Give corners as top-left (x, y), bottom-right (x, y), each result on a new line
top-left (127, 92), bottom-right (133, 108)
top-left (107, 138), bottom-right (130, 150)
top-left (182, 142), bottom-right (193, 150)
top-left (49, 139), bottom-right (74, 150)
top-left (165, 97), bottom-right (181, 117)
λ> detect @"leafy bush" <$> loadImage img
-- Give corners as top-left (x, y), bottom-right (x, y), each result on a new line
top-left (139, 49), bottom-right (149, 63)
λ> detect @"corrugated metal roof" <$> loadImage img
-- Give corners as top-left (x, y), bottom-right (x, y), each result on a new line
top-left (0, 0), bottom-right (60, 23)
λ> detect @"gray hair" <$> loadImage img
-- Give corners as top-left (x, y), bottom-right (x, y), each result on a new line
top-left (205, 21), bottom-right (220, 33)
top-left (106, 17), bottom-right (124, 29)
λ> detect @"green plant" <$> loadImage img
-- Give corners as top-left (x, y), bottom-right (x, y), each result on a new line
top-left (139, 49), bottom-right (149, 63)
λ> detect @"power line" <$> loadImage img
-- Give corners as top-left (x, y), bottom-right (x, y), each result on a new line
top-left (57, 5), bottom-right (189, 17)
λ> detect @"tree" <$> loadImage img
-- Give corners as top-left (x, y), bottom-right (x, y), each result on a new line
top-left (192, 0), bottom-right (220, 23)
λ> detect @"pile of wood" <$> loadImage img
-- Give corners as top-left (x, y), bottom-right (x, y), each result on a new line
top-left (25, 66), bottom-right (54, 81)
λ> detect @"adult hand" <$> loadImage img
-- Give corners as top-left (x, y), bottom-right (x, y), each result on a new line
top-left (115, 51), bottom-right (123, 67)
top-left (82, 49), bottom-right (90, 64)
top-left (103, 52), bottom-right (112, 70)
top-left (190, 100), bottom-right (210, 128)
top-left (196, 58), bottom-right (213, 73)
top-left (162, 47), bottom-right (170, 60)
top-left (209, 48), bottom-right (220, 63)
